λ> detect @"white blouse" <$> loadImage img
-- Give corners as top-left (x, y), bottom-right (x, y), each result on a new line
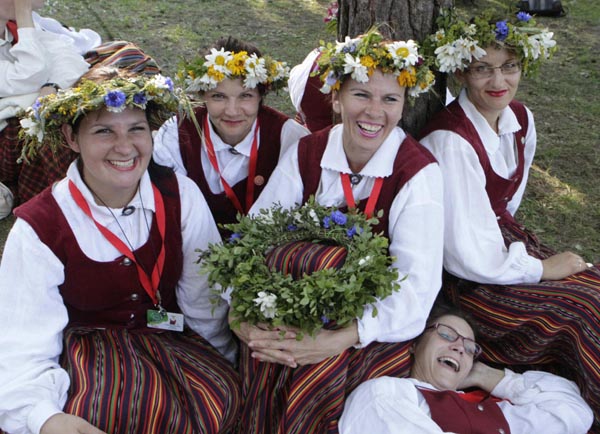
top-left (0, 163), bottom-right (234, 434)
top-left (250, 125), bottom-right (444, 347)
top-left (339, 370), bottom-right (593, 434)
top-left (420, 90), bottom-right (543, 285)
top-left (152, 111), bottom-right (310, 194)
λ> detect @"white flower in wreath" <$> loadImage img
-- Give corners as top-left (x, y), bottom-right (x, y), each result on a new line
top-left (343, 53), bottom-right (369, 83)
top-left (358, 255), bottom-right (372, 267)
top-left (244, 54), bottom-right (268, 89)
top-left (386, 40), bottom-right (419, 67)
top-left (20, 117), bottom-right (43, 142)
top-left (205, 48), bottom-right (234, 74)
top-left (525, 31), bottom-right (556, 60)
top-left (253, 291), bottom-right (278, 319)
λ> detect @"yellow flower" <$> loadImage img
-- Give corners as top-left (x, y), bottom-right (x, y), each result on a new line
top-left (397, 68), bottom-right (417, 87)
top-left (360, 55), bottom-right (377, 69)
top-left (227, 51), bottom-right (248, 76)
top-left (207, 66), bottom-right (225, 81)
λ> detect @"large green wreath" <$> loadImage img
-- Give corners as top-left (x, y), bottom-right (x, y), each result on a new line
top-left (200, 197), bottom-right (401, 337)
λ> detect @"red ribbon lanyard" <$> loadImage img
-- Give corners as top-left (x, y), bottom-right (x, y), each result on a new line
top-left (68, 180), bottom-right (167, 306)
top-left (340, 173), bottom-right (383, 219)
top-left (6, 20), bottom-right (18, 45)
top-left (203, 116), bottom-right (259, 214)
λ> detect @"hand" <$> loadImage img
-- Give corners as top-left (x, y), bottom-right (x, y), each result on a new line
top-left (40, 413), bottom-right (107, 434)
top-left (541, 251), bottom-right (589, 280)
top-left (248, 322), bottom-right (360, 367)
top-left (39, 85), bottom-right (58, 97)
top-left (458, 361), bottom-right (505, 393)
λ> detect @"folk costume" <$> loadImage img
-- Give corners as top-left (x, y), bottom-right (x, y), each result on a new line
top-left (237, 123), bottom-right (444, 433)
top-left (0, 163), bottom-right (241, 434)
top-left (153, 105), bottom-right (309, 232)
top-left (419, 90), bottom-right (600, 427)
top-left (339, 370), bottom-right (593, 434)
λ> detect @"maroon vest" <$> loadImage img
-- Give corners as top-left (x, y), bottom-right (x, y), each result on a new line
top-left (177, 105), bottom-right (289, 230)
top-left (419, 388), bottom-right (512, 434)
top-left (298, 127), bottom-right (437, 237)
top-left (14, 171), bottom-right (183, 330)
top-left (419, 100), bottom-right (528, 225)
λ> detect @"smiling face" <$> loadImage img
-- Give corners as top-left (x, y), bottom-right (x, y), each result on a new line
top-left (410, 315), bottom-right (476, 391)
top-left (456, 46), bottom-right (522, 130)
top-left (332, 69), bottom-right (405, 172)
top-left (62, 107), bottom-right (153, 208)
top-left (202, 78), bottom-right (261, 146)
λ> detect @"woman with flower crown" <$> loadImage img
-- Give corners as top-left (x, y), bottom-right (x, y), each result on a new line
top-left (228, 29), bottom-right (444, 433)
top-left (419, 9), bottom-right (600, 429)
top-left (0, 67), bottom-right (240, 434)
top-left (152, 36), bottom-right (309, 235)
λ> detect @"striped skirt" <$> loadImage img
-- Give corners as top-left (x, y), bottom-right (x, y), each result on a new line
top-left (236, 339), bottom-right (412, 434)
top-left (61, 328), bottom-right (241, 434)
top-left (443, 222), bottom-right (600, 431)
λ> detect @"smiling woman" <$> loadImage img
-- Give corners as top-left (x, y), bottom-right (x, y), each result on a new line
top-left (339, 306), bottom-right (594, 434)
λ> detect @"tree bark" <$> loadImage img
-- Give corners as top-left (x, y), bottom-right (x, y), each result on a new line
top-left (337, 0), bottom-right (453, 136)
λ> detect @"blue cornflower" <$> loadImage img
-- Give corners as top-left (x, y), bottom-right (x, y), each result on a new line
top-left (229, 232), bottom-right (242, 243)
top-left (104, 90), bottom-right (126, 110)
top-left (495, 20), bottom-right (509, 41)
top-left (133, 92), bottom-right (147, 105)
top-left (287, 224), bottom-right (298, 231)
top-left (342, 42), bottom-right (357, 53)
top-left (323, 216), bottom-right (331, 229)
top-left (517, 11), bottom-right (532, 22)
top-left (330, 210), bottom-right (347, 226)
top-left (32, 99), bottom-right (42, 120)
top-left (321, 315), bottom-right (330, 325)
top-left (346, 225), bottom-right (357, 238)
top-left (325, 70), bottom-right (338, 86)
top-left (165, 77), bottom-right (174, 91)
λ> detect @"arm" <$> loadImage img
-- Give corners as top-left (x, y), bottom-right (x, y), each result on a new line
top-left (152, 116), bottom-right (189, 175)
top-left (493, 369), bottom-right (594, 434)
top-left (339, 377), bottom-right (450, 434)
top-left (420, 130), bottom-right (543, 285)
top-left (174, 174), bottom-right (237, 363)
top-left (0, 220), bottom-right (71, 434)
top-left (358, 164), bottom-right (444, 346)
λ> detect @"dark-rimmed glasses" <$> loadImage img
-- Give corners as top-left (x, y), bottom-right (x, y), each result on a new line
top-left (426, 323), bottom-right (482, 357)
top-left (466, 62), bottom-right (521, 79)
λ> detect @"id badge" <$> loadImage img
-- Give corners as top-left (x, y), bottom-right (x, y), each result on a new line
top-left (147, 309), bottom-right (184, 332)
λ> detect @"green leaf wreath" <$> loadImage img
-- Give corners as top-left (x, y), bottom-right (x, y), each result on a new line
top-left (199, 197), bottom-right (401, 337)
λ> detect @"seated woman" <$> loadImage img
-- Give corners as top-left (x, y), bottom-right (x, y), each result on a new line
top-left (0, 67), bottom-right (240, 434)
top-left (152, 36), bottom-right (309, 234)
top-left (339, 306), bottom-right (594, 434)
top-left (418, 9), bottom-right (600, 429)
top-left (232, 30), bottom-right (442, 433)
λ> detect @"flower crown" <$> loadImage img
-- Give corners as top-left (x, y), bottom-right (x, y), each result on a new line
top-left (178, 49), bottom-right (290, 93)
top-left (18, 74), bottom-right (188, 162)
top-left (313, 29), bottom-right (435, 99)
top-left (426, 9), bottom-right (557, 76)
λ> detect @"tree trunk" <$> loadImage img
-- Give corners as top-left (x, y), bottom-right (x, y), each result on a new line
top-left (337, 0), bottom-right (453, 136)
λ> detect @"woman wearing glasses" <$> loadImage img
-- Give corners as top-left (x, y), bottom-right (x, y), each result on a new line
top-left (339, 307), bottom-right (593, 434)
top-left (418, 10), bottom-right (600, 428)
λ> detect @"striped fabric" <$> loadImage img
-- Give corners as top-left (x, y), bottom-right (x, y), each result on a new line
top-left (443, 221), bottom-right (600, 431)
top-left (265, 240), bottom-right (347, 280)
top-left (237, 340), bottom-right (412, 434)
top-left (61, 328), bottom-right (241, 434)
top-left (84, 41), bottom-right (160, 76)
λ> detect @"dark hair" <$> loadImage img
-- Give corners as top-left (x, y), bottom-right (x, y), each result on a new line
top-left (202, 36), bottom-right (267, 97)
top-left (425, 302), bottom-right (480, 340)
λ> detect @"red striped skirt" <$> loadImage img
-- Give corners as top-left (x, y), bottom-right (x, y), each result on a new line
top-left (444, 222), bottom-right (600, 431)
top-left (61, 328), bottom-right (241, 434)
top-left (236, 339), bottom-right (412, 434)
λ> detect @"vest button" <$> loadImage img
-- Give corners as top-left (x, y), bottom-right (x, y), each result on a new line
top-left (130, 313), bottom-right (135, 319)
top-left (477, 404), bottom-right (484, 411)
top-left (499, 429), bottom-right (505, 434)
top-left (131, 293), bottom-right (139, 301)
top-left (121, 257), bottom-right (132, 266)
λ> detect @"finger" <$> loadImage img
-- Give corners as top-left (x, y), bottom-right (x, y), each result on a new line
top-left (251, 350), bottom-right (297, 368)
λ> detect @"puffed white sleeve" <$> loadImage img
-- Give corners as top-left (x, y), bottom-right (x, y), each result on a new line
top-left (0, 220), bottom-right (70, 434)
top-left (174, 174), bottom-right (237, 364)
top-left (152, 115), bottom-right (188, 175)
top-left (420, 130), bottom-right (543, 285)
top-left (279, 118), bottom-right (310, 159)
top-left (37, 29), bottom-right (89, 89)
top-left (506, 107), bottom-right (536, 216)
top-left (494, 369), bottom-right (593, 434)
top-left (339, 377), bottom-right (449, 434)
top-left (357, 163), bottom-right (444, 345)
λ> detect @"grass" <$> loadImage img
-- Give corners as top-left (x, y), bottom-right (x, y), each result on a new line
top-left (1, 0), bottom-right (598, 263)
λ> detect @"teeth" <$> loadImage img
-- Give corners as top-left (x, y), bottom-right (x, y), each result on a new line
top-left (438, 356), bottom-right (460, 372)
top-left (109, 159), bottom-right (135, 168)
top-left (358, 122), bottom-right (382, 133)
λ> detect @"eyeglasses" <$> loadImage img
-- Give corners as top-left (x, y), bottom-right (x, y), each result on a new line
top-left (466, 62), bottom-right (521, 79)
top-left (426, 323), bottom-right (482, 357)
